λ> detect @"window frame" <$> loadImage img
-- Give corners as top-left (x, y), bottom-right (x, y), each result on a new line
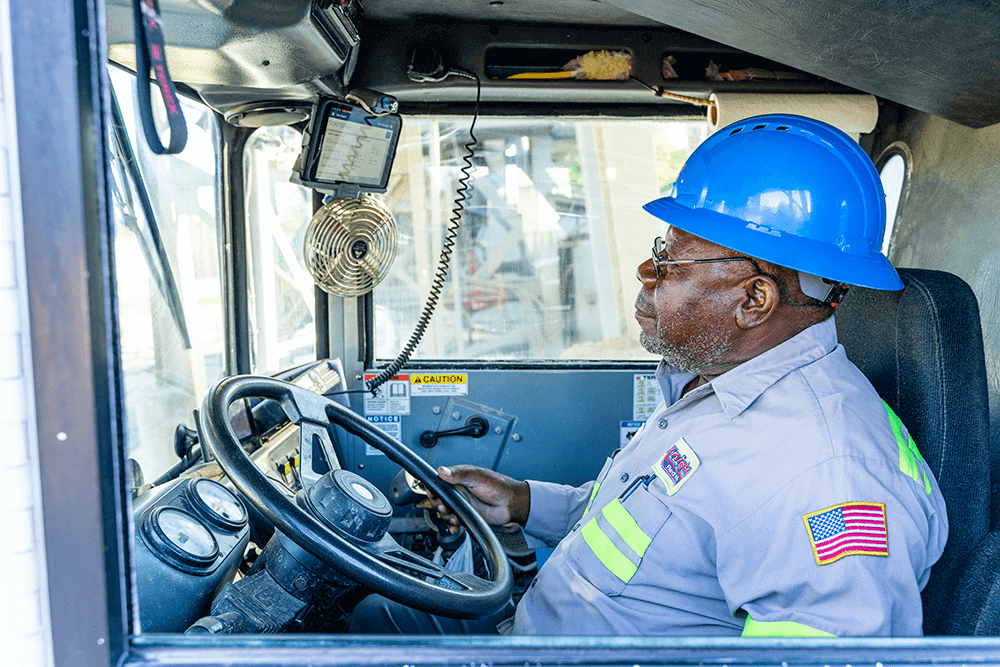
top-left (874, 141), bottom-right (913, 260)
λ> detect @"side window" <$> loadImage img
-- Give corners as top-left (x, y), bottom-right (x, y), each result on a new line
top-left (374, 117), bottom-right (706, 361)
top-left (876, 143), bottom-right (910, 257)
top-left (244, 125), bottom-right (317, 374)
top-left (108, 67), bottom-right (225, 479)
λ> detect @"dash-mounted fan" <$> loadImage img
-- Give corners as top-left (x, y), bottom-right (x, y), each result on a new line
top-left (303, 195), bottom-right (398, 297)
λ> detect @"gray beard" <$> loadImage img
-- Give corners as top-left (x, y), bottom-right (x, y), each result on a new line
top-left (639, 326), bottom-right (733, 375)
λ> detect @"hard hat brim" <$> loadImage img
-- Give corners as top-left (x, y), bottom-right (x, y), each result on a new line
top-left (644, 198), bottom-right (904, 291)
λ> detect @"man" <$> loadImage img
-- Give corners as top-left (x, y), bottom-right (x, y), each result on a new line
top-left (351, 114), bottom-right (948, 636)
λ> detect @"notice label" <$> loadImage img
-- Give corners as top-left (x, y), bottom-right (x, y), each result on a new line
top-left (633, 374), bottom-right (664, 420)
top-left (620, 421), bottom-right (645, 449)
top-left (364, 415), bottom-right (401, 455)
top-left (364, 374), bottom-right (411, 415)
top-left (409, 373), bottom-right (469, 396)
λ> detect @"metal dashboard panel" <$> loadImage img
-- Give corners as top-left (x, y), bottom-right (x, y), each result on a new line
top-left (344, 368), bottom-right (649, 500)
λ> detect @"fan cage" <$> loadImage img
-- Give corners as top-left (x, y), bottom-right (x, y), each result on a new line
top-left (303, 195), bottom-right (399, 297)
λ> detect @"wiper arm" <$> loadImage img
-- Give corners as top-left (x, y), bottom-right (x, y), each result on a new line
top-left (109, 86), bottom-right (192, 349)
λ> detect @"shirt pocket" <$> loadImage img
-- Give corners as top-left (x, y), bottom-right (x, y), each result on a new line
top-left (565, 484), bottom-right (672, 596)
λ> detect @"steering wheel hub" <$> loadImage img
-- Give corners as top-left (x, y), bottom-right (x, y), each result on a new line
top-left (304, 469), bottom-right (392, 543)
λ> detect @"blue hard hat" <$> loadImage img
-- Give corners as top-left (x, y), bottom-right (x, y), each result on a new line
top-left (643, 114), bottom-right (903, 290)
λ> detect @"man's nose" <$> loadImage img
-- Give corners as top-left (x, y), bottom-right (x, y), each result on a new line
top-left (637, 258), bottom-right (658, 287)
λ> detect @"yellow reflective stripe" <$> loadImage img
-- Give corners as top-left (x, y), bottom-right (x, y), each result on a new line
top-left (603, 499), bottom-right (653, 557)
top-left (883, 401), bottom-right (933, 495)
top-left (884, 401), bottom-right (919, 482)
top-left (913, 434), bottom-right (933, 495)
top-left (907, 432), bottom-right (926, 464)
top-left (585, 483), bottom-right (601, 512)
top-left (581, 518), bottom-right (637, 583)
top-left (587, 482), bottom-right (601, 509)
top-left (742, 616), bottom-right (836, 638)
top-left (903, 432), bottom-right (933, 495)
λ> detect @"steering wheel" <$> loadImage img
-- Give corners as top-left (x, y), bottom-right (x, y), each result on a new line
top-left (199, 375), bottom-right (513, 619)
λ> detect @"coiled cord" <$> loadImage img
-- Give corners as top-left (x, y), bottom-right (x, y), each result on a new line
top-left (367, 71), bottom-right (481, 394)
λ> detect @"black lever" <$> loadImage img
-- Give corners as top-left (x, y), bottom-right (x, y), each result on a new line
top-left (419, 416), bottom-right (489, 448)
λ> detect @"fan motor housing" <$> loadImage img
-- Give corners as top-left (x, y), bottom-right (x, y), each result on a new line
top-left (350, 239), bottom-right (369, 260)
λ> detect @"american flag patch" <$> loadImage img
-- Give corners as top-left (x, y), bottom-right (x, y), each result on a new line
top-left (803, 502), bottom-right (888, 565)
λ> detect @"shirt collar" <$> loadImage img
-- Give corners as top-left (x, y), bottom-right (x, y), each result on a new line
top-left (656, 316), bottom-right (839, 419)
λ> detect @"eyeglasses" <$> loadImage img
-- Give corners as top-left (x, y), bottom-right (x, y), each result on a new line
top-left (651, 236), bottom-right (765, 280)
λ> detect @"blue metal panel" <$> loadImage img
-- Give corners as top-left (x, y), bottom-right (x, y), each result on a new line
top-left (343, 368), bottom-right (651, 499)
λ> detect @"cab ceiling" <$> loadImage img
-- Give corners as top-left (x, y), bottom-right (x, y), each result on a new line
top-left (598, 0), bottom-right (1000, 128)
top-left (364, 0), bottom-right (661, 26)
top-left (368, 0), bottom-right (1000, 128)
top-left (106, 0), bottom-right (1000, 128)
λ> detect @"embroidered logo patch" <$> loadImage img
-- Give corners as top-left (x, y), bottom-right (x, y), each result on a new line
top-left (651, 437), bottom-right (700, 495)
top-left (803, 502), bottom-right (888, 565)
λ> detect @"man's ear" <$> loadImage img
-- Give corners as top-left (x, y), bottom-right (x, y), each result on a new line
top-left (735, 275), bottom-right (780, 329)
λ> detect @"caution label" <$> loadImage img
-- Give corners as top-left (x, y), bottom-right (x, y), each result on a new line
top-left (409, 373), bottom-right (469, 396)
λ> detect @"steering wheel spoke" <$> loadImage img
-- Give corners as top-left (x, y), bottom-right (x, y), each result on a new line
top-left (369, 539), bottom-right (494, 593)
top-left (370, 538), bottom-right (449, 580)
top-left (442, 570), bottom-right (496, 593)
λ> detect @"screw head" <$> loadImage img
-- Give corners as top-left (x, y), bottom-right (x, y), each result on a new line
top-left (512, 433), bottom-right (521, 442)
top-left (494, 426), bottom-right (503, 435)
top-left (432, 406), bottom-right (442, 415)
top-left (452, 412), bottom-right (462, 421)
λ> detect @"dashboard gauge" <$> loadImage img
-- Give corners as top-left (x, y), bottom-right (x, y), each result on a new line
top-left (188, 478), bottom-right (247, 531)
top-left (143, 507), bottom-right (218, 571)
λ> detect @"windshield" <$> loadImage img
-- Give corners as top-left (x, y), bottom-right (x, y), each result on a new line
top-left (244, 125), bottom-right (317, 374)
top-left (108, 67), bottom-right (225, 480)
top-left (374, 116), bottom-right (706, 361)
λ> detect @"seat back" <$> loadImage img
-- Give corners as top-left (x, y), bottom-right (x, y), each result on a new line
top-left (835, 268), bottom-right (991, 635)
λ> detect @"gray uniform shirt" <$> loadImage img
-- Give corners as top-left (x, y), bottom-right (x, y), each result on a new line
top-left (513, 317), bottom-right (948, 636)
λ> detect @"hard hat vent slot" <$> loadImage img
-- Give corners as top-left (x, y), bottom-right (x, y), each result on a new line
top-left (729, 127), bottom-right (743, 135)
top-left (777, 126), bottom-right (790, 131)
top-left (753, 124), bottom-right (767, 130)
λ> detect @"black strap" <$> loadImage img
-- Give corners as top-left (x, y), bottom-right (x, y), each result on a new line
top-left (133, 0), bottom-right (187, 154)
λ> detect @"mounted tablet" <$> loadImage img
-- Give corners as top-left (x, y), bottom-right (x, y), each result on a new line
top-left (291, 98), bottom-right (402, 198)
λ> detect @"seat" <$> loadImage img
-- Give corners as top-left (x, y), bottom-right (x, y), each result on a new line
top-left (835, 267), bottom-right (995, 635)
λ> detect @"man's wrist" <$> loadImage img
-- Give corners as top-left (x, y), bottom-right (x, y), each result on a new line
top-left (510, 480), bottom-right (531, 525)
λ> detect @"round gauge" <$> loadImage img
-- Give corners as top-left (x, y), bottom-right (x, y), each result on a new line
top-left (143, 507), bottom-right (218, 571)
top-left (189, 478), bottom-right (247, 531)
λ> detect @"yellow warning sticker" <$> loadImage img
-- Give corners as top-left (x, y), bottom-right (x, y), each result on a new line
top-left (410, 373), bottom-right (469, 396)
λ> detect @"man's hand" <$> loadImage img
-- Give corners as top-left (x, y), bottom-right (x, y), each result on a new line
top-left (427, 465), bottom-right (531, 535)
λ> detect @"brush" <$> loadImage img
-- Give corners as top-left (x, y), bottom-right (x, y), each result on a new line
top-left (507, 50), bottom-right (632, 80)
